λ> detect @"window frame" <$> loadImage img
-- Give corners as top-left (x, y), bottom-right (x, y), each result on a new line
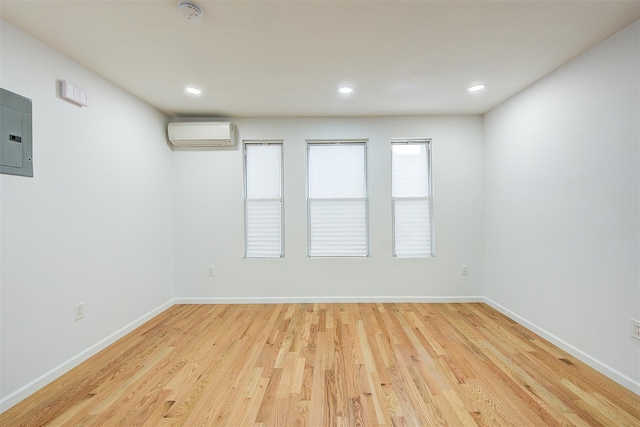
top-left (391, 139), bottom-right (434, 258)
top-left (243, 140), bottom-right (285, 258)
top-left (306, 139), bottom-right (370, 257)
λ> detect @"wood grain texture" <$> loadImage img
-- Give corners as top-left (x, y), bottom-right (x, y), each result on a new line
top-left (1, 303), bottom-right (638, 426)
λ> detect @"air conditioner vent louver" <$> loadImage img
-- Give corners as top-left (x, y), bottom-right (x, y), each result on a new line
top-left (167, 122), bottom-right (236, 147)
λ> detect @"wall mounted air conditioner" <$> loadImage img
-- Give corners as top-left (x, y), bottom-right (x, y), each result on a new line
top-left (167, 122), bottom-right (236, 147)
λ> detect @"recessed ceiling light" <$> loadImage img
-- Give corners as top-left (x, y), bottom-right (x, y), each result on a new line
top-left (338, 86), bottom-right (354, 94)
top-left (185, 86), bottom-right (202, 95)
top-left (468, 83), bottom-right (486, 93)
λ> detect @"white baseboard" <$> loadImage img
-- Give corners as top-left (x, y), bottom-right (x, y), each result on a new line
top-left (173, 296), bottom-right (485, 304)
top-left (484, 297), bottom-right (640, 395)
top-left (0, 300), bottom-right (174, 413)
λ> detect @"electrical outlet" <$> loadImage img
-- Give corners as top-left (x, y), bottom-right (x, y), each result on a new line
top-left (461, 265), bottom-right (468, 275)
top-left (631, 319), bottom-right (640, 340)
top-left (208, 266), bottom-right (215, 277)
top-left (74, 303), bottom-right (84, 321)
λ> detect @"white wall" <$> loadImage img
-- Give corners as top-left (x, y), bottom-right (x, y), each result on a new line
top-left (0, 20), bottom-right (174, 405)
top-left (484, 20), bottom-right (640, 391)
top-left (173, 116), bottom-right (485, 300)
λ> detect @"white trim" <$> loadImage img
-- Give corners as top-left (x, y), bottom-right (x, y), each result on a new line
top-left (173, 296), bottom-right (485, 304)
top-left (484, 297), bottom-right (640, 395)
top-left (0, 300), bottom-right (174, 413)
top-left (306, 139), bottom-right (368, 145)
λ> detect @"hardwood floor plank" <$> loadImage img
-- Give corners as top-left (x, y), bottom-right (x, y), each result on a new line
top-left (2, 303), bottom-right (638, 427)
top-left (308, 329), bottom-right (326, 427)
top-left (235, 377), bottom-right (270, 427)
top-left (441, 388), bottom-right (481, 426)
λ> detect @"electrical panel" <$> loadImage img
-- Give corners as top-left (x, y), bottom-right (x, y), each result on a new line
top-left (1, 88), bottom-right (33, 177)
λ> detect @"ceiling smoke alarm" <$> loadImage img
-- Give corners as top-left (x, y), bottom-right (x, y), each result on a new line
top-left (177, 1), bottom-right (204, 23)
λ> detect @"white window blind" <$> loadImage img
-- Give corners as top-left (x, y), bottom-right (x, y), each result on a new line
top-left (308, 142), bottom-right (368, 257)
top-left (244, 142), bottom-right (283, 258)
top-left (392, 141), bottom-right (433, 257)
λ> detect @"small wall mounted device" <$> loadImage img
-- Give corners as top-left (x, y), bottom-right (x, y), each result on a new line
top-left (177, 1), bottom-right (204, 22)
top-left (61, 80), bottom-right (88, 107)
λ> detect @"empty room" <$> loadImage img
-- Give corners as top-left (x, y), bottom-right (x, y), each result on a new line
top-left (0, 1), bottom-right (639, 426)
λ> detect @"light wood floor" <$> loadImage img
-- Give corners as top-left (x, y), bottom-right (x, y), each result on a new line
top-left (1, 303), bottom-right (638, 426)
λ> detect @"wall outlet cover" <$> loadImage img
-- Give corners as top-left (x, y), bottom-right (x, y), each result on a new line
top-left (631, 319), bottom-right (640, 340)
top-left (74, 303), bottom-right (85, 321)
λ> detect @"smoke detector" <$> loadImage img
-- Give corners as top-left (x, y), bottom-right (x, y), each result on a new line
top-left (177, 1), bottom-right (204, 22)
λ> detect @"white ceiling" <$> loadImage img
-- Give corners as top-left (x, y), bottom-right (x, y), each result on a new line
top-left (1, 1), bottom-right (638, 117)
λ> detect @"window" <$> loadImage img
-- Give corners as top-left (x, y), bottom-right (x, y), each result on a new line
top-left (307, 141), bottom-right (368, 257)
top-left (244, 142), bottom-right (284, 258)
top-left (391, 140), bottom-right (433, 257)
